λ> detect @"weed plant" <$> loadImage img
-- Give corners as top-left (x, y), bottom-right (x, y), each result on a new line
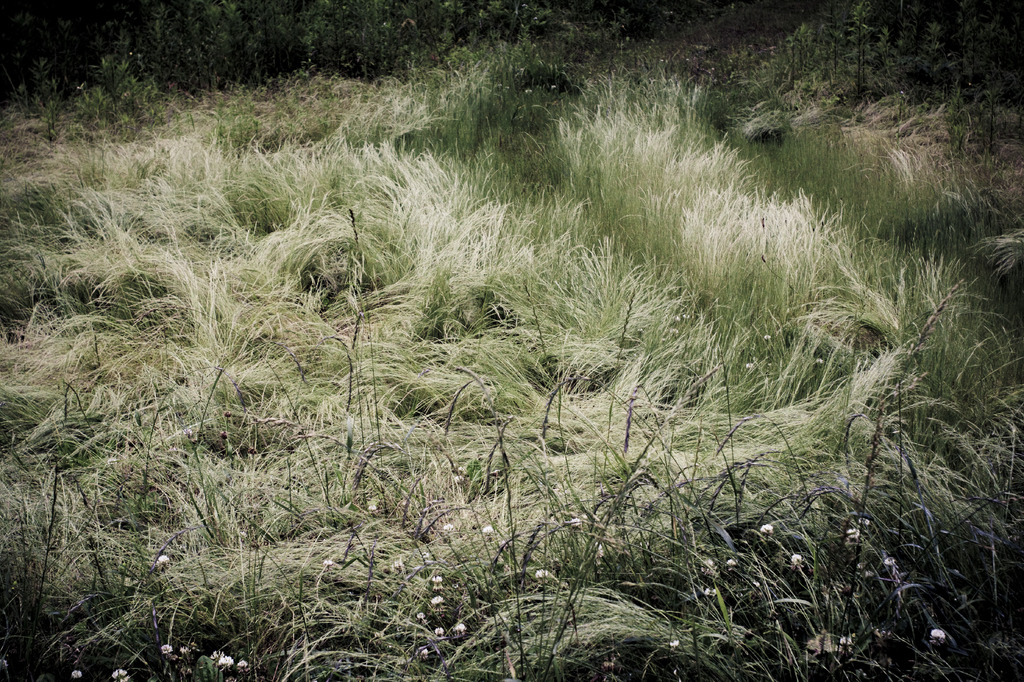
top-left (1, 61), bottom-right (1023, 681)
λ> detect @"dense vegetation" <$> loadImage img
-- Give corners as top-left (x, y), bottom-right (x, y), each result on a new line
top-left (2, 1), bottom-right (1023, 681)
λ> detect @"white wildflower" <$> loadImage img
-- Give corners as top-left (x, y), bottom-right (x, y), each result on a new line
top-left (161, 644), bottom-right (173, 655)
top-left (726, 558), bottom-right (738, 568)
top-left (669, 639), bottom-right (680, 648)
top-left (482, 525), bottom-right (494, 535)
top-left (839, 635), bottom-right (854, 654)
top-left (816, 357), bottom-right (825, 364)
top-left (236, 660), bottom-right (250, 672)
top-left (392, 559), bottom-right (405, 572)
top-left (442, 523), bottom-right (455, 532)
top-left (454, 622), bottom-right (467, 635)
top-left (745, 362), bottom-right (756, 369)
top-left (418, 648), bottom-right (430, 660)
top-left (416, 612), bottom-right (427, 622)
top-left (367, 504), bottom-right (378, 512)
top-left (703, 587), bottom-right (717, 597)
top-left (112, 670), bottom-right (129, 680)
top-left (790, 553), bottom-right (804, 569)
top-left (72, 673), bottom-right (83, 680)
top-left (929, 628), bottom-right (947, 646)
top-left (156, 554), bottom-right (171, 568)
top-left (763, 334), bottom-right (771, 340)
top-left (431, 595), bottom-right (444, 606)
top-left (322, 559), bottom-right (336, 568)
top-left (216, 654), bottom-right (234, 668)
top-left (846, 528), bottom-right (861, 543)
top-left (535, 569), bottom-right (551, 580)
top-left (760, 523), bottom-right (774, 535)
top-left (883, 557), bottom-right (898, 569)
top-left (434, 627), bottom-right (445, 636)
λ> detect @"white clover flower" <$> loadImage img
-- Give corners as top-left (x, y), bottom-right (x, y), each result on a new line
top-left (454, 622), bottom-right (467, 635)
top-left (883, 557), bottom-right (898, 569)
top-left (236, 660), bottom-right (250, 672)
top-left (745, 362), bottom-right (756, 369)
top-left (535, 569), bottom-right (551, 579)
top-left (323, 559), bottom-right (336, 569)
top-left (763, 334), bottom-right (771, 340)
top-left (392, 559), bottom-right (405, 572)
top-left (703, 587), bottom-right (717, 597)
top-left (418, 648), bottom-right (430, 660)
top-left (112, 670), bottom-right (129, 680)
top-left (929, 628), bottom-right (947, 645)
top-left (416, 612), bottom-right (427, 621)
top-left (216, 654), bottom-right (234, 668)
top-left (675, 315), bottom-right (681, 322)
top-left (482, 525), bottom-right (494, 535)
top-left (669, 639), bottom-right (680, 648)
top-left (726, 558), bottom-right (738, 568)
top-left (859, 517), bottom-right (871, 527)
top-left (760, 523), bottom-right (774, 535)
top-left (156, 554), bottom-right (171, 568)
top-left (72, 672), bottom-right (83, 680)
top-left (431, 574), bottom-right (443, 584)
top-left (442, 523), bottom-right (455, 532)
top-left (846, 528), bottom-right (861, 543)
top-left (367, 504), bottom-right (378, 512)
top-left (161, 644), bottom-right (173, 655)
top-left (431, 595), bottom-right (444, 606)
top-left (790, 553), bottom-right (804, 568)
top-left (839, 635), bottom-right (854, 653)
top-left (179, 645), bottom-right (192, 655)
top-left (816, 357), bottom-right (825, 364)
top-left (434, 627), bottom-right (445, 636)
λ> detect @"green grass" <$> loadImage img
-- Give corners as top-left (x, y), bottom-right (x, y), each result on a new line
top-left (1, 61), bottom-right (1022, 681)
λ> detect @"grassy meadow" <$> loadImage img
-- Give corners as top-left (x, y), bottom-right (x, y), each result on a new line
top-left (2, 46), bottom-right (1024, 681)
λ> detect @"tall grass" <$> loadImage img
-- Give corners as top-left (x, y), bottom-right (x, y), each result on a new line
top-left (1, 64), bottom-right (1022, 680)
